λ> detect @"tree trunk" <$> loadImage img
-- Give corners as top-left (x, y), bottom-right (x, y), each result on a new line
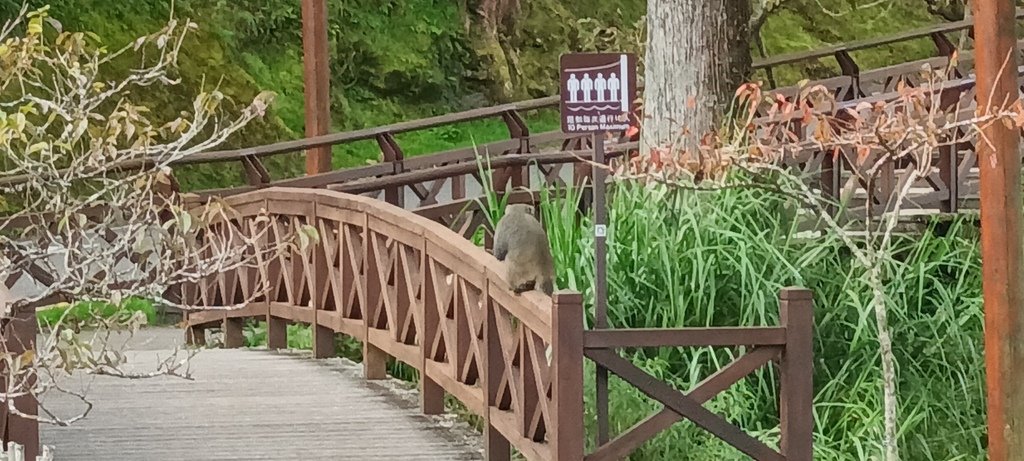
top-left (868, 264), bottom-right (901, 461)
top-left (465, 0), bottom-right (523, 103)
top-left (641, 0), bottom-right (751, 156)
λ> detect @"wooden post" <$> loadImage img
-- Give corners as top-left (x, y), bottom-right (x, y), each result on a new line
top-left (484, 283), bottom-right (510, 461)
top-left (420, 240), bottom-right (445, 415)
top-left (222, 317), bottom-right (245, 348)
top-left (778, 287), bottom-right (814, 459)
top-left (973, 0), bottom-right (1024, 458)
top-left (550, 291), bottom-right (584, 461)
top-left (266, 316), bottom-right (288, 350)
top-left (301, 0), bottom-right (331, 175)
top-left (0, 309), bottom-right (39, 461)
top-left (185, 324), bottom-right (206, 346)
top-left (311, 205), bottom-right (336, 359)
top-left (362, 215), bottom-right (387, 380)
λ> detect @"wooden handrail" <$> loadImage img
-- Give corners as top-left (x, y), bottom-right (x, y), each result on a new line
top-left (182, 186), bottom-right (583, 459)
top-left (186, 96), bottom-right (561, 164)
top-left (181, 187), bottom-right (816, 460)
top-left (755, 8), bottom-right (1024, 69)
top-left (2, 23), bottom-right (1017, 193)
top-left (164, 19), bottom-right (1024, 167)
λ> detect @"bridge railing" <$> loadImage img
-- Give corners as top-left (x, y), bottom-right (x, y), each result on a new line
top-left (181, 187), bottom-right (816, 460)
top-left (226, 64), bottom-right (1024, 223)
top-left (181, 187), bottom-right (585, 459)
top-left (4, 20), bottom-right (1018, 213)
top-left (162, 12), bottom-right (1023, 203)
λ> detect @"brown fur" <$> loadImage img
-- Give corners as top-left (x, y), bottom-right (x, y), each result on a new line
top-left (492, 204), bottom-right (555, 295)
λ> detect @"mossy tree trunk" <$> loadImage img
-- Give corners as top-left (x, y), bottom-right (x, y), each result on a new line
top-left (641, 0), bottom-right (752, 156)
top-left (465, 0), bottom-right (525, 103)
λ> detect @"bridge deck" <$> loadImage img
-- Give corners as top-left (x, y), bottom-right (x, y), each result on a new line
top-left (38, 328), bottom-right (483, 460)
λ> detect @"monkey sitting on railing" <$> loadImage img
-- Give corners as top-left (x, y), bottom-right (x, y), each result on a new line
top-left (491, 204), bottom-right (555, 296)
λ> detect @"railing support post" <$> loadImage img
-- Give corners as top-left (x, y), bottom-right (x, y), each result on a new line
top-left (0, 309), bottom-right (39, 461)
top-left (420, 240), bottom-right (445, 415)
top-left (311, 205), bottom-right (336, 359)
top-left (551, 291), bottom-right (584, 461)
top-left (362, 215), bottom-right (388, 380)
top-left (185, 323), bottom-right (206, 346)
top-left (483, 283), bottom-right (510, 461)
top-left (778, 287), bottom-right (814, 459)
top-left (267, 316), bottom-right (287, 350)
top-left (222, 318), bottom-right (245, 348)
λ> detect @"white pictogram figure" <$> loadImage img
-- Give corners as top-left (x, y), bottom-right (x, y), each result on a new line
top-left (594, 73), bottom-right (607, 102)
top-left (607, 72), bottom-right (621, 104)
top-left (567, 73), bottom-right (580, 102)
top-left (581, 73), bottom-right (593, 102)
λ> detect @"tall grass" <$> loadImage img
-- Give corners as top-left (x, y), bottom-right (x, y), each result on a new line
top-left (237, 162), bottom-right (984, 459)
top-left (476, 175), bottom-right (985, 460)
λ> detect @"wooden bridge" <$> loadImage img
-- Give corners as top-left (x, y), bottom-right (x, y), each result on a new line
top-left (2, 10), bottom-right (1024, 461)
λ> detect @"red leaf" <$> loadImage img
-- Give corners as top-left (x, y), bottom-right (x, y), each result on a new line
top-left (856, 145), bottom-right (870, 165)
top-left (625, 125), bottom-right (639, 138)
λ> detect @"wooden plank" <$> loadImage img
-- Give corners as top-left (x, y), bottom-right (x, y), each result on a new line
top-left (269, 302), bottom-right (315, 324)
top-left (583, 327), bottom-right (786, 348)
top-left (39, 330), bottom-right (484, 460)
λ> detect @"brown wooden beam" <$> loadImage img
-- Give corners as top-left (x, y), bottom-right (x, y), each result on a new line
top-left (586, 346), bottom-right (781, 461)
top-left (301, 0), bottom-right (332, 175)
top-left (585, 348), bottom-right (784, 461)
top-left (973, 0), bottom-right (1024, 459)
top-left (582, 327), bottom-right (787, 349)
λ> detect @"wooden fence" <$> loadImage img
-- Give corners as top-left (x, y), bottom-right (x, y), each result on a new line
top-left (154, 35), bottom-right (1024, 221)
top-left (181, 187), bottom-right (814, 460)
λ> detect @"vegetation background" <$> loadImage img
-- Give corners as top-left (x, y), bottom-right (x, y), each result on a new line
top-left (7, 0), bottom-right (995, 459)
top-left (0, 0), bottom-right (950, 190)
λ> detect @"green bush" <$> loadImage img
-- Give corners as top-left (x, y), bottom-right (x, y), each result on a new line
top-left (36, 297), bottom-right (158, 329)
top-left (526, 179), bottom-right (984, 460)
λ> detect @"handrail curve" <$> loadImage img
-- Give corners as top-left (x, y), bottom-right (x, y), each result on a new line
top-left (182, 187), bottom-right (580, 460)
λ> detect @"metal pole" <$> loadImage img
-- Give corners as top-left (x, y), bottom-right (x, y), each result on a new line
top-left (301, 0), bottom-right (332, 175)
top-left (973, 0), bottom-right (1024, 459)
top-left (592, 132), bottom-right (610, 445)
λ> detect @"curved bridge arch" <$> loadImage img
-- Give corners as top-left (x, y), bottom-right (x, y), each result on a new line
top-left (182, 187), bottom-right (584, 460)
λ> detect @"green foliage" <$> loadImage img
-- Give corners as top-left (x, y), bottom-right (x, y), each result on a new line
top-left (509, 179), bottom-right (985, 460)
top-left (756, 0), bottom-right (942, 85)
top-left (456, 154), bottom-right (987, 459)
top-left (3, 0), bottom-right (952, 192)
top-left (36, 297), bottom-right (158, 328)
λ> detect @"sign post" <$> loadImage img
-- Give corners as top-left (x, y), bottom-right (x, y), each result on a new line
top-left (559, 52), bottom-right (637, 446)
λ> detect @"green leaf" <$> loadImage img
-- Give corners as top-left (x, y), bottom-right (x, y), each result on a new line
top-left (27, 142), bottom-right (48, 154)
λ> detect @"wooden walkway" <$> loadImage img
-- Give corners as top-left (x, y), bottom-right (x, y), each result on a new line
top-left (38, 328), bottom-right (483, 460)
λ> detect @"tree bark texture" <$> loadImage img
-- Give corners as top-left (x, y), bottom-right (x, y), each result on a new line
top-left (868, 265), bottom-right (901, 461)
top-left (465, 0), bottom-right (524, 103)
top-left (641, 0), bottom-right (751, 156)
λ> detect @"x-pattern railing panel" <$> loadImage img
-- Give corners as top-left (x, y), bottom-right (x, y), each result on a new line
top-left (181, 188), bottom-right (815, 461)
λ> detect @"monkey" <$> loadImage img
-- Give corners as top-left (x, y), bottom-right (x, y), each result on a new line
top-left (492, 203), bottom-right (555, 296)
